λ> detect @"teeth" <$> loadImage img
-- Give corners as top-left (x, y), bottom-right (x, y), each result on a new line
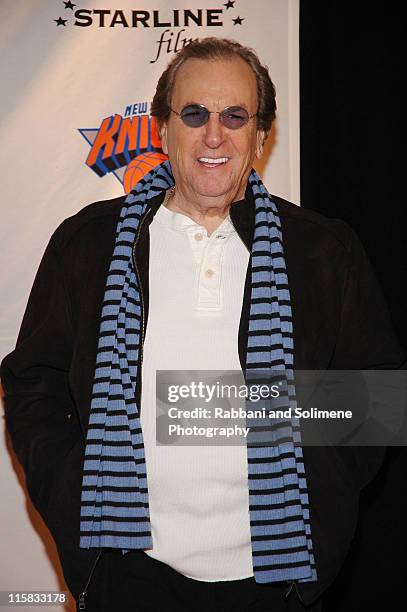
top-left (198, 157), bottom-right (229, 164)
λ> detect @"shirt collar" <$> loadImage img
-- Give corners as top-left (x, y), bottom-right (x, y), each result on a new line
top-left (144, 178), bottom-right (255, 251)
top-left (153, 198), bottom-right (237, 236)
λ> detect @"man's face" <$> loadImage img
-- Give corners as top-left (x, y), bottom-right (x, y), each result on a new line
top-left (159, 57), bottom-right (265, 208)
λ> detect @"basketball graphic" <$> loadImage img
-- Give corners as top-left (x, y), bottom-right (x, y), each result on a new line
top-left (123, 151), bottom-right (168, 194)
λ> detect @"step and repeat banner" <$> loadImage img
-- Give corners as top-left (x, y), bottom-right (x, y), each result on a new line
top-left (0, 1), bottom-right (299, 608)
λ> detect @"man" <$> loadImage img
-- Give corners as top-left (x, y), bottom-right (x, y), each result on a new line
top-left (1, 38), bottom-right (405, 612)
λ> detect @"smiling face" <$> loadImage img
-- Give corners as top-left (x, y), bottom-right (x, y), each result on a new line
top-left (159, 56), bottom-right (265, 211)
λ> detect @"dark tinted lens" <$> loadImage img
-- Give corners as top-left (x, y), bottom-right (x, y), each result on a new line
top-left (220, 106), bottom-right (250, 129)
top-left (180, 105), bottom-right (209, 127)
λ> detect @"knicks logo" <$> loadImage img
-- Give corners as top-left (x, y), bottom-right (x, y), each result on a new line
top-left (80, 113), bottom-right (168, 193)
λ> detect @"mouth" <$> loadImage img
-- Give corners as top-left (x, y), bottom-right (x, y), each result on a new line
top-left (197, 156), bottom-right (230, 168)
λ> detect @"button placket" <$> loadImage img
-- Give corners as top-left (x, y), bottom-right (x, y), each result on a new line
top-left (188, 226), bottom-right (208, 264)
top-left (195, 233), bottom-right (230, 311)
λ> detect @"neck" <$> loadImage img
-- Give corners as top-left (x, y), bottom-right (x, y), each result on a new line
top-left (164, 186), bottom-right (244, 237)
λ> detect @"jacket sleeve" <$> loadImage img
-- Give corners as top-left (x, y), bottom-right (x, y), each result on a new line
top-left (329, 223), bottom-right (407, 490)
top-left (0, 224), bottom-right (83, 524)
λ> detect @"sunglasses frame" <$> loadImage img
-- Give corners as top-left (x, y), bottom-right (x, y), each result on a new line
top-left (169, 103), bottom-right (257, 129)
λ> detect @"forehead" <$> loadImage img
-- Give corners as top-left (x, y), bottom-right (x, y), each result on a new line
top-left (171, 56), bottom-right (258, 110)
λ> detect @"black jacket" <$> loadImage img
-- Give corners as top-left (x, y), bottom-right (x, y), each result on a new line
top-left (1, 184), bottom-right (405, 608)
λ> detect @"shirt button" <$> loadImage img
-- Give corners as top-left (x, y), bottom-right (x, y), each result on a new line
top-left (194, 233), bottom-right (203, 241)
top-left (205, 269), bottom-right (215, 278)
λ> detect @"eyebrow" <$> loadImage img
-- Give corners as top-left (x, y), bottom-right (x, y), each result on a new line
top-left (178, 101), bottom-right (251, 111)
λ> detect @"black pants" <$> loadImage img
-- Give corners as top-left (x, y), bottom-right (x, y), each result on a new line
top-left (79, 549), bottom-right (323, 611)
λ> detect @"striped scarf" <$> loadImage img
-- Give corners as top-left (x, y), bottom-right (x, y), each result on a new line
top-left (79, 159), bottom-right (317, 584)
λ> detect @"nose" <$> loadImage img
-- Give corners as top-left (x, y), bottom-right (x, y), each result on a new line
top-left (202, 113), bottom-right (225, 148)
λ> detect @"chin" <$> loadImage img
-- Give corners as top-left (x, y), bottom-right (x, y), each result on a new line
top-left (192, 181), bottom-right (238, 201)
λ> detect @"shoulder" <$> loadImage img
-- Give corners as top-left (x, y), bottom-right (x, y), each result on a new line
top-left (50, 195), bottom-right (127, 253)
top-left (271, 193), bottom-right (355, 256)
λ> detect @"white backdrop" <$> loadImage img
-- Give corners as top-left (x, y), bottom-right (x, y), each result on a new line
top-left (0, 1), bottom-right (299, 609)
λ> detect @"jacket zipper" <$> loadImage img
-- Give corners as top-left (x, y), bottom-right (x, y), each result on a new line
top-left (77, 209), bottom-right (151, 610)
top-left (283, 582), bottom-right (295, 601)
top-left (231, 208), bottom-right (306, 606)
top-left (294, 582), bottom-right (304, 603)
top-left (283, 581), bottom-right (304, 604)
top-left (77, 549), bottom-right (104, 610)
top-left (231, 208), bottom-right (308, 607)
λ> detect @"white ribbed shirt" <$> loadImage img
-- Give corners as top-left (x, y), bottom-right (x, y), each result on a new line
top-left (140, 201), bottom-right (254, 581)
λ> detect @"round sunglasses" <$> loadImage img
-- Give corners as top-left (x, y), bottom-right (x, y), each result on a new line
top-left (169, 104), bottom-right (257, 129)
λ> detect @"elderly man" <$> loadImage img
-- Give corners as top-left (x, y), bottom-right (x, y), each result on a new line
top-left (1, 37), bottom-right (405, 612)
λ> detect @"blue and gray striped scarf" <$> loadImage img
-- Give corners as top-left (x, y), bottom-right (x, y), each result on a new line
top-left (79, 159), bottom-right (317, 585)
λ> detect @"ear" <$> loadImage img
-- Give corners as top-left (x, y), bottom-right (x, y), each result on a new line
top-left (255, 129), bottom-right (266, 159)
top-left (160, 121), bottom-right (169, 155)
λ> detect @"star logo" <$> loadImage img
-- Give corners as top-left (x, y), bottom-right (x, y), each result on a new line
top-left (54, 17), bottom-right (67, 26)
top-left (232, 16), bottom-right (244, 25)
top-left (224, 0), bottom-right (235, 8)
top-left (63, 1), bottom-right (76, 9)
